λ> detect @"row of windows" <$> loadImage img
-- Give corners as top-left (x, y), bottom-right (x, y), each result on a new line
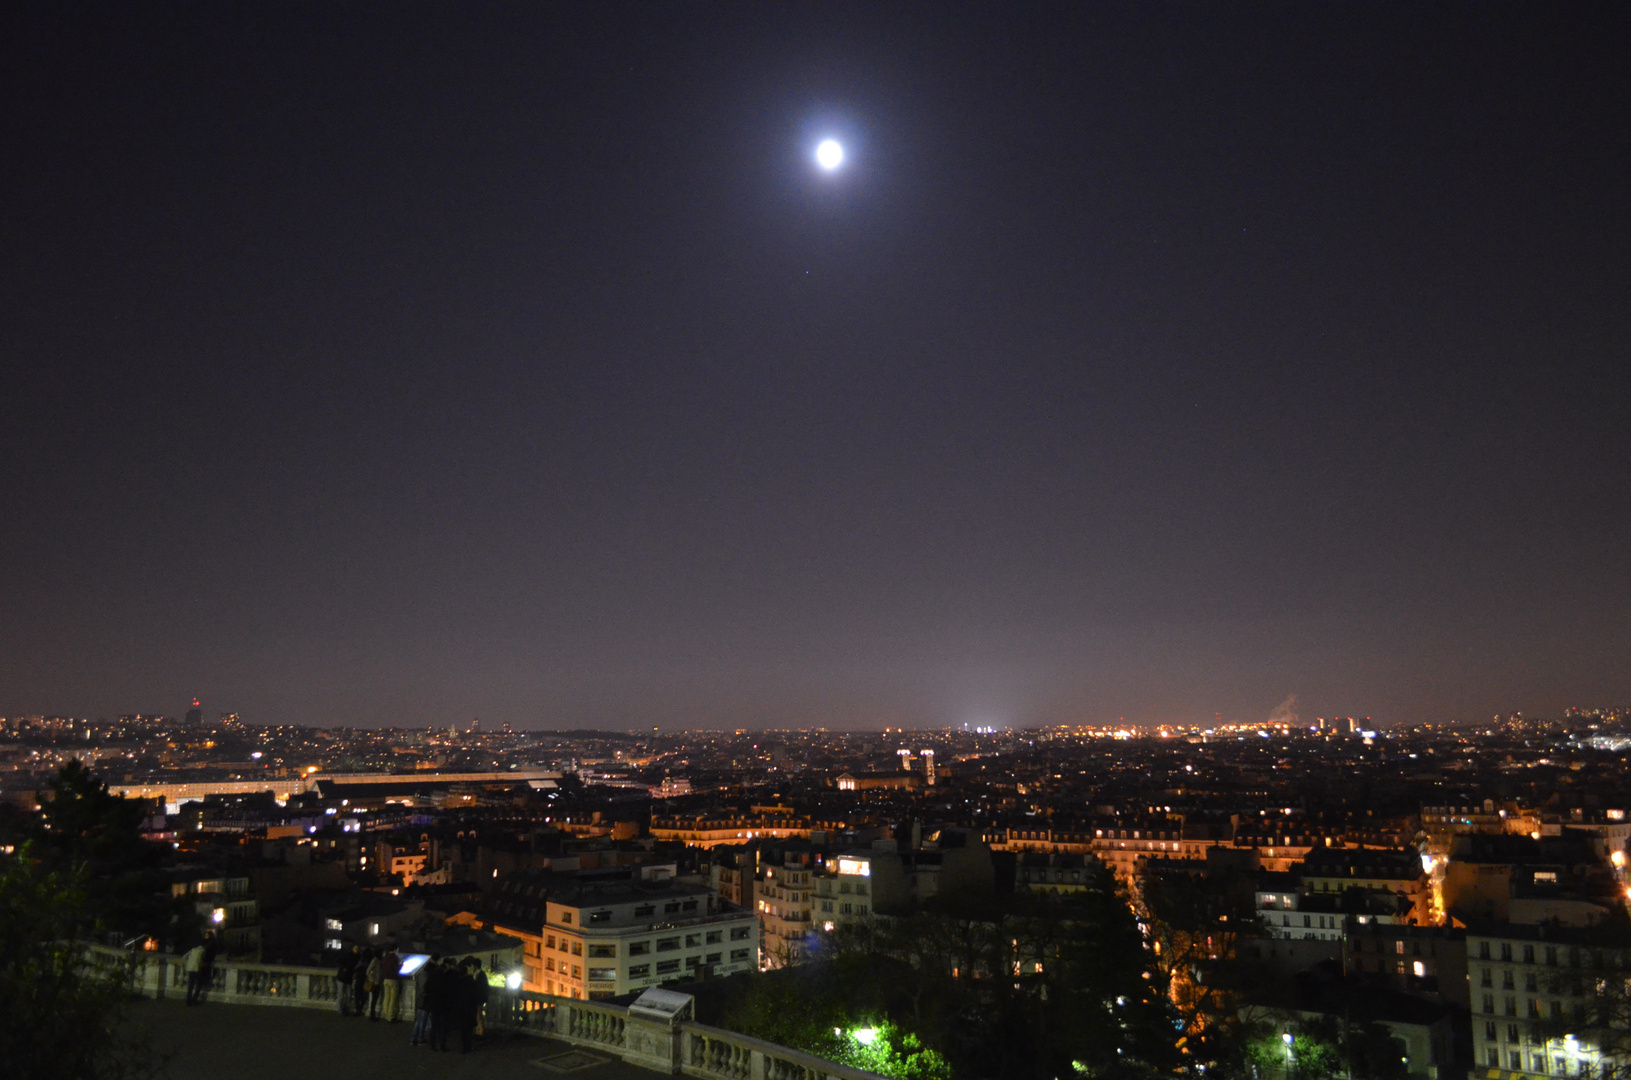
top-left (1267, 914), bottom-right (1340, 929)
top-left (1481, 967), bottom-right (1579, 993)
top-left (614, 950), bottom-right (752, 981)
top-left (1478, 941), bottom-right (1572, 966)
top-left (1351, 938), bottom-right (1437, 956)
top-left (540, 946), bottom-right (755, 983)
top-left (1487, 1021), bottom-right (1554, 1045)
top-left (544, 925), bottom-right (751, 959)
top-left (544, 937), bottom-right (583, 956)
top-left (1484, 1048), bottom-right (1595, 1076)
top-left (818, 900), bottom-right (869, 915)
top-left (1480, 994), bottom-right (1582, 1021)
top-left (1355, 958), bottom-right (1429, 978)
top-left (561, 899), bottom-right (703, 925)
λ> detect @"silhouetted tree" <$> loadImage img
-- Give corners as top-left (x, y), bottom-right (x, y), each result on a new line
top-left (823, 868), bottom-right (1181, 1079)
top-left (37, 761), bottom-right (150, 863)
top-left (1536, 936), bottom-right (1631, 1080)
top-left (33, 761), bottom-right (179, 946)
top-left (1140, 863), bottom-right (1258, 1070)
top-left (0, 844), bottom-right (163, 1080)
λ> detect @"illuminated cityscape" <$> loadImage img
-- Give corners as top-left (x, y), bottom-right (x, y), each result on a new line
top-left (6, 705), bottom-right (1631, 1076)
top-left (3, 3), bottom-right (1627, 1080)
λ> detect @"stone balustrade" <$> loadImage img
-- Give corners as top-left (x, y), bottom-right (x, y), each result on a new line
top-left (87, 945), bottom-right (885, 1080)
top-left (681, 1023), bottom-right (885, 1080)
top-left (88, 946), bottom-right (347, 1009)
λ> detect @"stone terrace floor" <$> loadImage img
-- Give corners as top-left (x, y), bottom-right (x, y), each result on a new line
top-left (131, 998), bottom-right (665, 1080)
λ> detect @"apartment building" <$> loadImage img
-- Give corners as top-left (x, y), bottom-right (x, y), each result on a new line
top-left (811, 850), bottom-right (876, 934)
top-left (759, 851), bottom-right (815, 967)
top-left (1345, 923), bottom-right (1469, 1009)
top-left (1298, 847), bottom-right (1432, 924)
top-left (1468, 922), bottom-right (1629, 1080)
top-left (528, 881), bottom-right (757, 999)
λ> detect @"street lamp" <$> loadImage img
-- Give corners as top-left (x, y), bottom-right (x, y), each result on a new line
top-left (1282, 1033), bottom-right (1294, 1078)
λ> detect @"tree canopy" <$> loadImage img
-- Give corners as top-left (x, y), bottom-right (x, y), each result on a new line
top-left (725, 867), bottom-right (1181, 1080)
top-left (0, 845), bottom-right (162, 1080)
top-left (32, 761), bottom-right (182, 947)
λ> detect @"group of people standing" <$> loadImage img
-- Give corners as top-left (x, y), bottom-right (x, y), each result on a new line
top-left (334, 945), bottom-right (403, 1021)
top-left (408, 954), bottom-right (491, 1054)
top-left (332, 946), bottom-right (492, 1053)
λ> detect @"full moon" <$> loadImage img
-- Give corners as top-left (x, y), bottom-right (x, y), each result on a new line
top-left (815, 139), bottom-right (844, 170)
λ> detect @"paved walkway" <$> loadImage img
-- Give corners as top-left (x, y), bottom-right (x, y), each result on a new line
top-left (131, 998), bottom-right (664, 1080)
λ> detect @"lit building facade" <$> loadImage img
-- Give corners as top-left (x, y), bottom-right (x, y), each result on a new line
top-left (812, 852), bottom-right (876, 935)
top-left (1468, 924), bottom-right (1628, 1080)
top-left (523, 882), bottom-right (757, 999)
top-left (758, 855), bottom-right (814, 967)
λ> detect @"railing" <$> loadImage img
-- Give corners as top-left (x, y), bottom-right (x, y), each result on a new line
top-left (86, 946), bottom-right (358, 1011)
top-left (681, 1023), bottom-right (885, 1080)
top-left (86, 945), bottom-right (886, 1079)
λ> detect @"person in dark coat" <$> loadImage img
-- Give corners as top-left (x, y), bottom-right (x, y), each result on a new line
top-left (198, 935), bottom-right (220, 1005)
top-left (427, 958), bottom-right (455, 1051)
top-left (365, 949), bottom-right (384, 1020)
top-left (351, 948), bottom-right (372, 1018)
top-left (456, 958), bottom-right (486, 1053)
top-left (410, 954), bottom-right (438, 1045)
top-left (335, 946), bottom-right (360, 1015)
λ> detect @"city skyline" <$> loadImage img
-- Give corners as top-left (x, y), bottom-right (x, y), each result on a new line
top-left (4, 4), bottom-right (1627, 730)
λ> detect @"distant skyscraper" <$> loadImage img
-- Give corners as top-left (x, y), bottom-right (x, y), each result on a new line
top-left (921, 749), bottom-right (936, 786)
top-left (185, 698), bottom-right (202, 727)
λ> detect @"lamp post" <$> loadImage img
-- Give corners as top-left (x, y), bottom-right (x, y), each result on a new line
top-left (1282, 1033), bottom-right (1294, 1080)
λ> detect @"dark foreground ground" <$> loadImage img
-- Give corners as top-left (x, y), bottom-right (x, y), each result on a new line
top-left (130, 998), bottom-right (663, 1080)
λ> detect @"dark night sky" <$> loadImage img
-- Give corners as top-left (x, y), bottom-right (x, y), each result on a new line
top-left (3, 3), bottom-right (1627, 730)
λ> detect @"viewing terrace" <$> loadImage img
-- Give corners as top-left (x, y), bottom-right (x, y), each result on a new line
top-left (105, 947), bottom-right (881, 1080)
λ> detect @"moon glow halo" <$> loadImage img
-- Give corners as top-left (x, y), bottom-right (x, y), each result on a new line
top-left (815, 139), bottom-right (844, 171)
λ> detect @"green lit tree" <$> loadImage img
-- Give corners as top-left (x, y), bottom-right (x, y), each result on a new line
top-left (1238, 1013), bottom-right (1407, 1080)
top-left (719, 964), bottom-right (950, 1080)
top-left (820, 868), bottom-right (1181, 1080)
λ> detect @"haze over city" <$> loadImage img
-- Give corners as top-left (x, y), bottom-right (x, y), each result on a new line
top-left (3, 4), bottom-right (1626, 730)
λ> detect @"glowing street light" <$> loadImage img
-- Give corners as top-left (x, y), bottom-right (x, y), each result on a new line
top-left (852, 1027), bottom-right (879, 1046)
